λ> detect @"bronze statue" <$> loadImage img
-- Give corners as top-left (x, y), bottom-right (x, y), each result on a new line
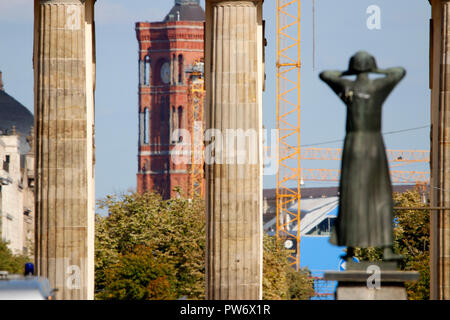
top-left (319, 51), bottom-right (406, 261)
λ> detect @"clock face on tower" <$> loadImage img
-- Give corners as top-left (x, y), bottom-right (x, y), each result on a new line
top-left (160, 62), bottom-right (170, 84)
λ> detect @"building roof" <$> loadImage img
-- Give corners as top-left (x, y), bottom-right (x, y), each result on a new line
top-left (263, 187), bottom-right (340, 200)
top-left (263, 184), bottom-right (427, 234)
top-left (263, 185), bottom-right (423, 201)
top-left (263, 197), bottom-right (339, 233)
top-left (0, 72), bottom-right (34, 154)
top-left (164, 0), bottom-right (205, 22)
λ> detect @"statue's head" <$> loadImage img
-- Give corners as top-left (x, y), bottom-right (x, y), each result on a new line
top-left (348, 51), bottom-right (378, 73)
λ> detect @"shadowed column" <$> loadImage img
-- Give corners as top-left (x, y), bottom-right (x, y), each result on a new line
top-left (430, 0), bottom-right (450, 300)
top-left (205, 0), bottom-right (264, 300)
top-left (33, 0), bottom-right (96, 300)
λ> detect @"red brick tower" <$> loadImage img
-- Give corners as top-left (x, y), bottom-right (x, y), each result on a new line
top-left (136, 0), bottom-right (204, 198)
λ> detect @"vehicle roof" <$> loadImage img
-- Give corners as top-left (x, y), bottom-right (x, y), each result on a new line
top-left (0, 290), bottom-right (45, 300)
top-left (0, 276), bottom-right (53, 300)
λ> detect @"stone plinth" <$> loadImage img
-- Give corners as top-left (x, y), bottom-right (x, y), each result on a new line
top-left (324, 261), bottom-right (419, 300)
top-left (204, 0), bottom-right (264, 300)
top-left (333, 282), bottom-right (408, 300)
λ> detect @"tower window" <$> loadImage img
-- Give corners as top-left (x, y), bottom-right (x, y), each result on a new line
top-left (178, 106), bottom-right (183, 142)
top-left (143, 108), bottom-right (150, 145)
top-left (173, 54), bottom-right (176, 84)
top-left (144, 56), bottom-right (151, 86)
top-left (171, 106), bottom-right (177, 144)
top-left (177, 106), bottom-right (183, 130)
top-left (178, 55), bottom-right (184, 84)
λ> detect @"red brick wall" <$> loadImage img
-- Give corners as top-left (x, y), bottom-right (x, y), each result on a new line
top-left (136, 20), bottom-right (204, 198)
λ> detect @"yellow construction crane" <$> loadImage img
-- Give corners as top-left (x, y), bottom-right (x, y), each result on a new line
top-left (299, 168), bottom-right (429, 184)
top-left (267, 147), bottom-right (429, 163)
top-left (277, 0), bottom-right (302, 270)
top-left (187, 61), bottom-right (205, 198)
top-left (265, 146), bottom-right (430, 183)
top-left (299, 148), bottom-right (429, 164)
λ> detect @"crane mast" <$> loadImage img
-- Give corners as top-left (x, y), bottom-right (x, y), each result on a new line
top-left (277, 0), bottom-right (302, 270)
top-left (187, 61), bottom-right (205, 198)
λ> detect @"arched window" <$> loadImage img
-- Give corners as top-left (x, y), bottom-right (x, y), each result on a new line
top-left (142, 159), bottom-right (150, 172)
top-left (177, 106), bottom-right (183, 130)
top-left (178, 106), bottom-right (183, 142)
top-left (139, 60), bottom-right (144, 86)
top-left (144, 56), bottom-right (151, 86)
top-left (172, 54), bottom-right (177, 84)
top-left (178, 54), bottom-right (184, 84)
top-left (171, 106), bottom-right (177, 144)
top-left (144, 108), bottom-right (149, 144)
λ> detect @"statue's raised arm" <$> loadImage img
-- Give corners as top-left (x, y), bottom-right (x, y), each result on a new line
top-left (319, 70), bottom-right (352, 97)
top-left (372, 67), bottom-right (407, 96)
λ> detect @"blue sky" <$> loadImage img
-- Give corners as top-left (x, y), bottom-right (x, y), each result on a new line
top-left (0, 0), bottom-right (431, 203)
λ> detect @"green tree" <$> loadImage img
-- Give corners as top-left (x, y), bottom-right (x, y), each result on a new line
top-left (95, 191), bottom-right (315, 300)
top-left (99, 245), bottom-right (177, 300)
top-left (262, 234), bottom-right (289, 299)
top-left (354, 188), bottom-right (430, 300)
top-left (262, 234), bottom-right (315, 300)
top-left (95, 192), bottom-right (206, 300)
top-left (0, 239), bottom-right (29, 274)
top-left (286, 268), bottom-right (315, 300)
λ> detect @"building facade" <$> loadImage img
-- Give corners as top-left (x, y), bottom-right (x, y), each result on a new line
top-left (0, 71), bottom-right (35, 256)
top-left (136, 0), bottom-right (205, 198)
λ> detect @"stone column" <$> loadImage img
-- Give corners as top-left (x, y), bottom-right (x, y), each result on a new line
top-left (205, 0), bottom-right (264, 300)
top-left (430, 0), bottom-right (450, 300)
top-left (33, 0), bottom-right (96, 300)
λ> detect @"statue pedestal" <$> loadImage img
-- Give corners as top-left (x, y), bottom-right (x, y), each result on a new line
top-left (324, 261), bottom-right (419, 300)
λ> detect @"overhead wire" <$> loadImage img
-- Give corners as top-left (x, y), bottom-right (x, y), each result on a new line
top-left (300, 125), bottom-right (430, 147)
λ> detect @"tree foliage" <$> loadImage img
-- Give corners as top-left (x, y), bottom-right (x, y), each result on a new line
top-left (354, 188), bottom-right (430, 300)
top-left (0, 239), bottom-right (29, 274)
top-left (95, 191), bottom-right (315, 300)
top-left (286, 267), bottom-right (316, 300)
top-left (262, 234), bottom-right (314, 300)
top-left (95, 192), bottom-right (206, 300)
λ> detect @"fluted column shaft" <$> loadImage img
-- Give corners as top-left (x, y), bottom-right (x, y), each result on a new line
top-left (205, 0), bottom-right (264, 300)
top-left (430, 0), bottom-right (450, 300)
top-left (33, 0), bottom-right (96, 300)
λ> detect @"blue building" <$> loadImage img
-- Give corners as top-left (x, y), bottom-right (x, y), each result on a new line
top-left (263, 185), bottom-right (416, 299)
top-left (296, 197), bottom-right (343, 299)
